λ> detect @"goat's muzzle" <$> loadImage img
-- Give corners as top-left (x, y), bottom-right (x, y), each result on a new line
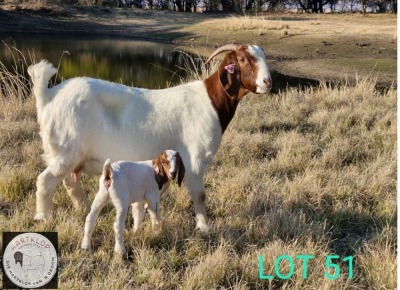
top-left (170, 171), bottom-right (177, 180)
top-left (264, 78), bottom-right (272, 90)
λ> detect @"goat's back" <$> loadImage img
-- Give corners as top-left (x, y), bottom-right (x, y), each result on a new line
top-left (40, 77), bottom-right (222, 175)
top-left (103, 160), bottom-right (156, 204)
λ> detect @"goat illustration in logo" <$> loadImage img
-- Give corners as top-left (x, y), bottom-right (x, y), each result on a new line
top-left (14, 251), bottom-right (45, 277)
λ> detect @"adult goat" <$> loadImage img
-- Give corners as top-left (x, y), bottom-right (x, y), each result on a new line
top-left (28, 44), bottom-right (272, 231)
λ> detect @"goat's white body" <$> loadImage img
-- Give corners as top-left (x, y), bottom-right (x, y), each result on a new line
top-left (29, 45), bottom-right (271, 230)
top-left (104, 160), bottom-right (161, 204)
top-left (38, 77), bottom-right (221, 176)
top-left (29, 60), bottom-right (221, 230)
top-left (81, 160), bottom-right (167, 255)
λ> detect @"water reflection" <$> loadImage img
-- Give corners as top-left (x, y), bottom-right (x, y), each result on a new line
top-left (0, 35), bottom-right (191, 89)
top-left (0, 34), bottom-right (323, 93)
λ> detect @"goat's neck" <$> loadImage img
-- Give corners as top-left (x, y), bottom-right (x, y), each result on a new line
top-left (204, 71), bottom-right (249, 134)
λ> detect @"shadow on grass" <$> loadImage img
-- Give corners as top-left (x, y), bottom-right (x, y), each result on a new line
top-left (256, 121), bottom-right (317, 135)
top-left (270, 71), bottom-right (320, 94)
top-left (277, 197), bottom-right (391, 257)
top-left (0, 9), bottom-right (200, 43)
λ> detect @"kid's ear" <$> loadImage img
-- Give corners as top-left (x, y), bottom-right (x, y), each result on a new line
top-left (153, 158), bottom-right (164, 190)
top-left (154, 173), bottom-right (164, 190)
top-left (177, 154), bottom-right (185, 187)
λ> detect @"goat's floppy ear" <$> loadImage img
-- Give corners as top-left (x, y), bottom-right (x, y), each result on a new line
top-left (154, 173), bottom-right (164, 190)
top-left (220, 54), bottom-right (241, 99)
top-left (176, 153), bottom-right (185, 187)
top-left (153, 160), bottom-right (164, 190)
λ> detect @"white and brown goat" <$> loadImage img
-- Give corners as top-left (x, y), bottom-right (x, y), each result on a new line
top-left (81, 150), bottom-right (185, 255)
top-left (28, 44), bottom-right (272, 231)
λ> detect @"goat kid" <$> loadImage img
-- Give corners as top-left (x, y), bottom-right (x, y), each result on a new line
top-left (28, 44), bottom-right (272, 231)
top-left (81, 150), bottom-right (185, 255)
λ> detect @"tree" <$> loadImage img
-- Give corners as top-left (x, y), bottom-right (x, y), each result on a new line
top-left (204, 0), bottom-right (220, 11)
top-left (360, 0), bottom-right (367, 14)
top-left (147, 0), bottom-right (154, 8)
top-left (220, 0), bottom-right (236, 11)
top-left (296, 0), bottom-right (330, 12)
top-left (392, 0), bottom-right (397, 12)
top-left (155, 0), bottom-right (170, 9)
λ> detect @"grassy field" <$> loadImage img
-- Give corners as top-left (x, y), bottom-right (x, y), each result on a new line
top-left (0, 47), bottom-right (396, 289)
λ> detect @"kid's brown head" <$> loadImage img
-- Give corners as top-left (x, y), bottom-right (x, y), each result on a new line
top-left (152, 150), bottom-right (185, 190)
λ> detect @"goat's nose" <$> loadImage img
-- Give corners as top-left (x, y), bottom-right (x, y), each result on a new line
top-left (170, 171), bottom-right (177, 179)
top-left (264, 78), bottom-right (272, 89)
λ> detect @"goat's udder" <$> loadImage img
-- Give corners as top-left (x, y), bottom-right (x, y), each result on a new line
top-left (71, 163), bottom-right (84, 183)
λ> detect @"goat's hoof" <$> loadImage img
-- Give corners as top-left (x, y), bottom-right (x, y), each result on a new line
top-left (114, 251), bottom-right (127, 261)
top-left (80, 243), bottom-right (91, 252)
top-left (114, 246), bottom-right (126, 257)
top-left (196, 223), bottom-right (210, 233)
top-left (80, 247), bottom-right (91, 254)
top-left (34, 212), bottom-right (50, 221)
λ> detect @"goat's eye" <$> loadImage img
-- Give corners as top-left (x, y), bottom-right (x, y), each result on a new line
top-left (239, 58), bottom-right (245, 63)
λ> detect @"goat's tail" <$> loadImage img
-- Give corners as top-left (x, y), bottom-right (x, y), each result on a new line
top-left (102, 159), bottom-right (112, 189)
top-left (27, 60), bottom-right (58, 109)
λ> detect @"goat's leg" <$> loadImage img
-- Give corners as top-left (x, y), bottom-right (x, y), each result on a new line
top-left (34, 167), bottom-right (63, 221)
top-left (63, 174), bottom-right (90, 214)
top-left (81, 190), bottom-right (110, 251)
top-left (110, 193), bottom-right (129, 256)
top-left (131, 201), bottom-right (145, 232)
top-left (186, 172), bottom-right (209, 232)
top-left (146, 195), bottom-right (161, 228)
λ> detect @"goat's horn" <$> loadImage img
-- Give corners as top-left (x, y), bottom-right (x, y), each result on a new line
top-left (205, 44), bottom-right (241, 64)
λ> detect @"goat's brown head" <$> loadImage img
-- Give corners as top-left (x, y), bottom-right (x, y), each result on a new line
top-left (152, 150), bottom-right (185, 190)
top-left (206, 44), bottom-right (272, 98)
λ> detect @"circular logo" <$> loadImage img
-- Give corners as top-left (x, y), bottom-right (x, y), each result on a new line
top-left (3, 233), bottom-right (57, 289)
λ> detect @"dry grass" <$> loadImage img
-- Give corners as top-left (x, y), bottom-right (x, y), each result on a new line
top-left (0, 44), bottom-right (35, 121)
top-left (221, 16), bottom-right (289, 32)
top-left (0, 52), bottom-right (396, 289)
top-left (204, 14), bottom-right (396, 38)
top-left (193, 14), bottom-right (396, 85)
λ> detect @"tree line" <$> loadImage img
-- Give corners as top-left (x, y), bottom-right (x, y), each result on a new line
top-left (1, 0), bottom-right (396, 13)
top-left (108, 0), bottom-right (396, 13)
top-left (112, 0), bottom-right (396, 12)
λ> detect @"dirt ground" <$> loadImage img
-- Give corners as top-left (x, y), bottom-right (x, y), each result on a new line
top-left (0, 4), bottom-right (397, 86)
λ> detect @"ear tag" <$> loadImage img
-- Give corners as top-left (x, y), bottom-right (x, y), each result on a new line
top-left (224, 64), bottom-right (236, 74)
top-left (153, 164), bottom-right (160, 174)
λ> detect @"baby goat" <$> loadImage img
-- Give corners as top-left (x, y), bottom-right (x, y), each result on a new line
top-left (81, 150), bottom-right (185, 255)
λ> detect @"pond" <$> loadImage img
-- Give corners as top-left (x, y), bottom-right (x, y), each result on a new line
top-left (0, 34), bottom-right (195, 89)
top-left (0, 34), bottom-right (319, 92)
